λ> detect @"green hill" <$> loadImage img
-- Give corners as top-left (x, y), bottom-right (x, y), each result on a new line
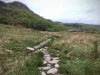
top-left (0, 1), bottom-right (67, 31)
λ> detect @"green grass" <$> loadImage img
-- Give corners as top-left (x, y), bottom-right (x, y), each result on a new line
top-left (0, 24), bottom-right (48, 75)
top-left (0, 25), bottom-right (100, 75)
top-left (10, 52), bottom-right (43, 75)
top-left (47, 31), bottom-right (100, 75)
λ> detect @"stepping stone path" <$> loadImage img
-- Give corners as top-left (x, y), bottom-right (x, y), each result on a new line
top-left (39, 47), bottom-right (61, 75)
top-left (27, 38), bottom-right (62, 75)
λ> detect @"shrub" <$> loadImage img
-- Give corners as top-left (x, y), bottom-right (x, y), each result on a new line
top-left (0, 17), bottom-right (12, 24)
top-left (19, 18), bottom-right (31, 27)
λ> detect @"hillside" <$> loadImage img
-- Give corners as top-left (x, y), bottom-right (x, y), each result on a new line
top-left (0, 1), bottom-right (67, 31)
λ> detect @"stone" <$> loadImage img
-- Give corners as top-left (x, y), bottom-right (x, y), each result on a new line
top-left (75, 58), bottom-right (78, 60)
top-left (47, 64), bottom-right (51, 67)
top-left (44, 54), bottom-right (50, 57)
top-left (45, 57), bottom-right (51, 61)
top-left (52, 57), bottom-right (59, 60)
top-left (43, 60), bottom-right (47, 64)
top-left (42, 49), bottom-right (47, 52)
top-left (39, 66), bottom-right (51, 70)
top-left (39, 48), bottom-right (44, 51)
top-left (44, 47), bottom-right (48, 49)
top-left (47, 68), bottom-right (58, 74)
top-left (44, 54), bottom-right (51, 62)
top-left (42, 49), bottom-right (47, 51)
top-left (48, 60), bottom-right (60, 64)
top-left (34, 46), bottom-right (40, 49)
top-left (27, 47), bottom-right (35, 51)
top-left (40, 71), bottom-right (46, 75)
top-left (54, 64), bottom-right (59, 68)
top-left (39, 42), bottom-right (44, 45)
top-left (27, 52), bottom-right (32, 55)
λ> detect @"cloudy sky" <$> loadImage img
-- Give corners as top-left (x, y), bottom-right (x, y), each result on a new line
top-left (2, 0), bottom-right (100, 24)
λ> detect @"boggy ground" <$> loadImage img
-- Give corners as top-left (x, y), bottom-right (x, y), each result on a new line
top-left (0, 24), bottom-right (49, 75)
top-left (45, 31), bottom-right (100, 75)
top-left (0, 24), bottom-right (100, 75)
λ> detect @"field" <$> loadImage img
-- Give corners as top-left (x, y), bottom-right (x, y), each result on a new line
top-left (46, 31), bottom-right (100, 75)
top-left (0, 24), bottom-right (49, 75)
top-left (0, 24), bottom-right (100, 75)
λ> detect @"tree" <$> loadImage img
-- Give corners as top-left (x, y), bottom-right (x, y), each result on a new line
top-left (19, 18), bottom-right (31, 27)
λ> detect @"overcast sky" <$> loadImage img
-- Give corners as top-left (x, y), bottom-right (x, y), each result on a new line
top-left (2, 0), bottom-right (100, 24)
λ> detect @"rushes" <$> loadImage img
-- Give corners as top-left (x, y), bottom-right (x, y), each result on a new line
top-left (52, 33), bottom-right (96, 48)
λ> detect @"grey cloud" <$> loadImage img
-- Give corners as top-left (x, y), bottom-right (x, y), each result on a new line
top-left (85, 9), bottom-right (94, 14)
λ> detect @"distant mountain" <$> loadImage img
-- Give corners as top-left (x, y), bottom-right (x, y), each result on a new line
top-left (63, 23), bottom-right (100, 33)
top-left (8, 1), bottom-right (30, 11)
top-left (0, 1), bottom-right (7, 6)
top-left (0, 1), bottom-right (67, 31)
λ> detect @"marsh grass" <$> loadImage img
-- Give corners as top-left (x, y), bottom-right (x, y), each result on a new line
top-left (0, 24), bottom-right (47, 75)
top-left (47, 31), bottom-right (100, 75)
top-left (1, 25), bottom-right (100, 75)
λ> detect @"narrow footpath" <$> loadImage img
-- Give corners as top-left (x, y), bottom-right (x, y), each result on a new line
top-left (27, 38), bottom-right (62, 75)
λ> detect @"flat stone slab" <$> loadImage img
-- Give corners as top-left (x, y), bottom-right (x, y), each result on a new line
top-left (27, 47), bottom-right (35, 51)
top-left (45, 57), bottom-right (51, 61)
top-left (48, 60), bottom-right (60, 64)
top-left (40, 71), bottom-right (46, 75)
top-left (47, 64), bottom-right (51, 67)
top-left (44, 47), bottom-right (48, 49)
top-left (34, 46), bottom-right (40, 49)
top-left (39, 66), bottom-right (51, 70)
top-left (54, 64), bottom-right (59, 68)
top-left (44, 54), bottom-right (50, 57)
top-left (52, 57), bottom-right (59, 60)
top-left (47, 68), bottom-right (58, 74)
top-left (43, 60), bottom-right (47, 64)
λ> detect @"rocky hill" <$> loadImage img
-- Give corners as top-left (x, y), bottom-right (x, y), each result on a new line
top-left (8, 1), bottom-right (30, 10)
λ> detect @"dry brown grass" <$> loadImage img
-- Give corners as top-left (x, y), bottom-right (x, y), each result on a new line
top-left (40, 31), bottom-right (62, 38)
top-left (53, 32), bottom-right (97, 48)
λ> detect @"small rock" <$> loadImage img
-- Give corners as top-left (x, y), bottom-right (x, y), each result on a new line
top-left (39, 48), bottom-right (44, 51)
top-left (42, 49), bottom-right (47, 51)
top-left (34, 46), bottom-right (40, 49)
top-left (47, 64), bottom-right (51, 67)
top-left (49, 60), bottom-right (60, 64)
top-left (27, 52), bottom-right (32, 55)
top-left (40, 71), bottom-right (46, 75)
top-left (44, 54), bottom-right (50, 57)
top-left (27, 47), bottom-right (35, 51)
top-left (54, 64), bottom-right (59, 68)
top-left (44, 56), bottom-right (51, 61)
top-left (39, 66), bottom-right (51, 70)
top-left (44, 47), bottom-right (48, 49)
top-left (47, 68), bottom-right (58, 74)
top-left (43, 61), bottom-right (47, 64)
top-left (75, 58), bottom-right (78, 60)
top-left (52, 57), bottom-right (59, 60)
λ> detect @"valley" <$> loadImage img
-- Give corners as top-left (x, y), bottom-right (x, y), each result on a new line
top-left (0, 24), bottom-right (100, 75)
